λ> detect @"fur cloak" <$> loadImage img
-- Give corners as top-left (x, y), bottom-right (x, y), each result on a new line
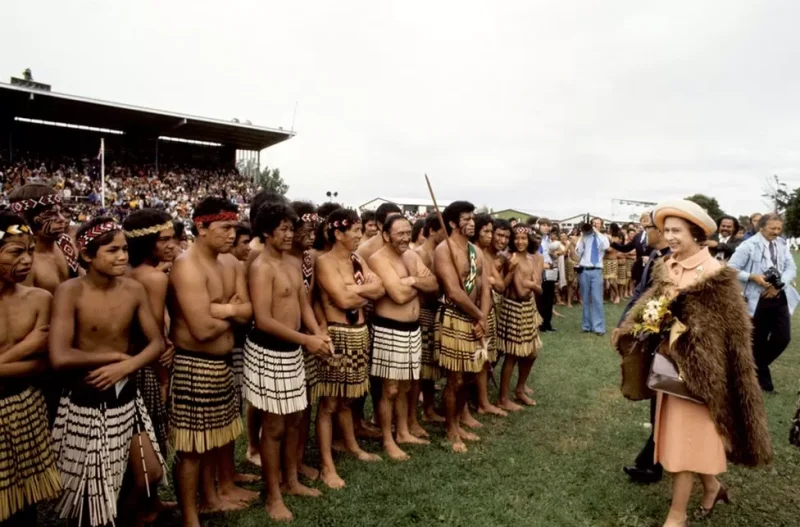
top-left (616, 259), bottom-right (773, 467)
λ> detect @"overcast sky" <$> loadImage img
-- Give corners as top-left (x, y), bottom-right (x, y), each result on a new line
top-left (5, 1), bottom-right (800, 218)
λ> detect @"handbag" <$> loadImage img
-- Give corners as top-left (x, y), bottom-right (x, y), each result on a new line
top-left (647, 351), bottom-right (703, 404)
top-left (544, 269), bottom-right (559, 282)
top-left (617, 334), bottom-right (655, 401)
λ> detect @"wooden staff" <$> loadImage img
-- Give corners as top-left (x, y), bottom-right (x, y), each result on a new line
top-left (424, 174), bottom-right (489, 364)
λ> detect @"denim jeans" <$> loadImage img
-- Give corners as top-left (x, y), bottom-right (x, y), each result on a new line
top-left (579, 268), bottom-right (605, 334)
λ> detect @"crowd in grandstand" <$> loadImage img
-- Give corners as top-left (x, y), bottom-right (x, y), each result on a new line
top-left (0, 152), bottom-right (255, 225)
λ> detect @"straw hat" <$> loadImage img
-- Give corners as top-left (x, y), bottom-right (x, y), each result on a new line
top-left (653, 200), bottom-right (717, 236)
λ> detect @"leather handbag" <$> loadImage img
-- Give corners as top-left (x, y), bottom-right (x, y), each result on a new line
top-left (647, 352), bottom-right (703, 404)
top-left (616, 334), bottom-right (655, 401)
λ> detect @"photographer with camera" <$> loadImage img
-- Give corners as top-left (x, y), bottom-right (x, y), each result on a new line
top-left (729, 213), bottom-right (800, 392)
top-left (575, 217), bottom-right (610, 335)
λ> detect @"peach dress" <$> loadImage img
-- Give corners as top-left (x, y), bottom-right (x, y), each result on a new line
top-left (654, 247), bottom-right (727, 475)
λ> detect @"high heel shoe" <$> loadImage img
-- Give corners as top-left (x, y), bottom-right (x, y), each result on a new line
top-left (694, 482), bottom-right (730, 519)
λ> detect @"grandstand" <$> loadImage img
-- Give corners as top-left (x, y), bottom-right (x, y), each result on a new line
top-left (0, 81), bottom-right (294, 171)
top-left (0, 80), bottom-right (295, 224)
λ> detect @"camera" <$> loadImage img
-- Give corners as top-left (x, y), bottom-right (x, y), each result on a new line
top-left (764, 267), bottom-right (784, 290)
top-left (580, 222), bottom-right (593, 234)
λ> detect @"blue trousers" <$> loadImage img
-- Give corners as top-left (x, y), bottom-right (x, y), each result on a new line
top-left (579, 268), bottom-right (605, 334)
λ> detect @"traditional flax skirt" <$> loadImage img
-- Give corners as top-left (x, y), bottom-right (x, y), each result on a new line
top-left (370, 315), bottom-right (422, 381)
top-left (231, 347), bottom-right (245, 414)
top-left (243, 328), bottom-right (308, 415)
top-left (135, 366), bottom-right (169, 457)
top-left (168, 350), bottom-right (243, 454)
top-left (435, 303), bottom-right (485, 373)
top-left (0, 384), bottom-right (61, 522)
top-left (497, 297), bottom-right (542, 358)
top-left (418, 304), bottom-right (442, 381)
top-left (603, 259), bottom-right (618, 284)
top-left (52, 381), bottom-right (165, 527)
top-left (617, 259), bottom-right (631, 286)
top-left (312, 324), bottom-right (370, 400)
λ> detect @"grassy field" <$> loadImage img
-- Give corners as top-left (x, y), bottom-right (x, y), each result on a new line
top-left (142, 300), bottom-right (800, 527)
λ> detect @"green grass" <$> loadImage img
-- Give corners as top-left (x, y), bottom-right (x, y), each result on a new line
top-left (149, 301), bottom-right (800, 527)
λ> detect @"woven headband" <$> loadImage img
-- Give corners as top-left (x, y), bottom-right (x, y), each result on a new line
top-left (9, 193), bottom-right (62, 214)
top-left (77, 221), bottom-right (120, 250)
top-left (300, 213), bottom-right (319, 224)
top-left (124, 221), bottom-right (174, 239)
top-left (0, 224), bottom-right (32, 240)
top-left (513, 225), bottom-right (531, 234)
top-left (328, 219), bottom-right (360, 230)
top-left (193, 212), bottom-right (239, 226)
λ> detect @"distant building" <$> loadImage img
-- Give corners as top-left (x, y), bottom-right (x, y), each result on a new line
top-left (359, 197), bottom-right (453, 217)
top-left (492, 208), bottom-right (562, 224)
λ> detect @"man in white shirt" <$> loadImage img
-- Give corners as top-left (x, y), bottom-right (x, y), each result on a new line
top-left (576, 218), bottom-right (610, 335)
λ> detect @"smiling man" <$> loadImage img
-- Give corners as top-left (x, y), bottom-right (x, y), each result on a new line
top-left (369, 215), bottom-right (437, 460)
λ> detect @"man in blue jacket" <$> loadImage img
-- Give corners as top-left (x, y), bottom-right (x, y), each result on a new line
top-left (729, 213), bottom-right (799, 392)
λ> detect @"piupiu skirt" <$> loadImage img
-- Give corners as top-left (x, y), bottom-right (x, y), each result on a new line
top-left (435, 303), bottom-right (485, 373)
top-left (243, 329), bottom-right (308, 415)
top-left (370, 315), bottom-right (422, 381)
top-left (312, 324), bottom-right (371, 400)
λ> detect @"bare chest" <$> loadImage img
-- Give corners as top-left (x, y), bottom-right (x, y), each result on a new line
top-left (203, 260), bottom-right (236, 303)
top-left (273, 262), bottom-right (300, 299)
top-left (76, 290), bottom-right (138, 340)
top-left (30, 251), bottom-right (68, 293)
top-left (0, 297), bottom-right (39, 350)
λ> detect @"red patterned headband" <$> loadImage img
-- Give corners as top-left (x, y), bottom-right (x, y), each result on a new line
top-left (193, 212), bottom-right (239, 226)
top-left (513, 225), bottom-right (531, 234)
top-left (77, 221), bottom-right (121, 249)
top-left (9, 193), bottom-right (62, 214)
top-left (300, 213), bottom-right (319, 224)
top-left (328, 219), bottom-right (360, 230)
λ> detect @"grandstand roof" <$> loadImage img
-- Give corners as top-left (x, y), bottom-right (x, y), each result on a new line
top-left (0, 82), bottom-right (294, 150)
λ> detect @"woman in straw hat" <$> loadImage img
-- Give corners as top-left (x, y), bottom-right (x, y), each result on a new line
top-left (615, 200), bottom-right (772, 527)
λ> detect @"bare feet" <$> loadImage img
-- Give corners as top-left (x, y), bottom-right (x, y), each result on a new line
top-left (409, 422), bottom-right (429, 438)
top-left (283, 482), bottom-right (322, 498)
top-left (524, 386), bottom-right (534, 396)
top-left (220, 485), bottom-right (259, 505)
top-left (299, 464), bottom-right (320, 481)
top-left (446, 431), bottom-right (468, 453)
top-left (320, 468), bottom-right (346, 489)
top-left (458, 428), bottom-right (481, 442)
top-left (497, 399), bottom-right (524, 412)
top-left (477, 403), bottom-right (508, 417)
top-left (155, 500), bottom-right (178, 513)
top-left (397, 433), bottom-right (430, 445)
top-left (332, 439), bottom-right (347, 452)
top-left (384, 442), bottom-right (411, 461)
top-left (266, 500), bottom-right (294, 522)
top-left (422, 411), bottom-right (446, 423)
top-left (246, 448), bottom-right (262, 467)
top-left (515, 391), bottom-right (537, 406)
top-left (234, 472), bottom-right (260, 483)
top-left (354, 449), bottom-right (382, 462)
top-left (460, 413), bottom-right (484, 429)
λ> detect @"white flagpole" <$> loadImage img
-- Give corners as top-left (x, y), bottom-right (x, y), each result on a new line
top-left (100, 138), bottom-right (106, 210)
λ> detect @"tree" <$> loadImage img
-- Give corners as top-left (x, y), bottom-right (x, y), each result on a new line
top-left (256, 167), bottom-right (289, 195)
top-left (783, 188), bottom-right (800, 236)
top-left (684, 194), bottom-right (726, 221)
top-left (236, 159), bottom-right (289, 196)
top-left (761, 174), bottom-right (791, 213)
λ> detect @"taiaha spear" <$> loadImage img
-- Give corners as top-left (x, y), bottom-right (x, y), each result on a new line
top-left (424, 174), bottom-right (490, 367)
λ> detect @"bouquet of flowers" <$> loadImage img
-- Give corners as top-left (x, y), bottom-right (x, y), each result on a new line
top-left (631, 295), bottom-right (674, 340)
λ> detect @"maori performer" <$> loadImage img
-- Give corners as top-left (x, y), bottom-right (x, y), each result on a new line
top-left (0, 211), bottom-right (61, 526)
top-left (315, 208), bottom-right (384, 489)
top-left (496, 224), bottom-right (542, 411)
top-left (49, 217), bottom-right (166, 527)
top-left (245, 202), bottom-right (332, 521)
top-left (8, 184), bottom-right (80, 293)
top-left (409, 213), bottom-right (446, 435)
top-left (168, 198), bottom-right (255, 526)
top-left (434, 201), bottom-right (490, 453)
top-left (368, 215), bottom-right (437, 459)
